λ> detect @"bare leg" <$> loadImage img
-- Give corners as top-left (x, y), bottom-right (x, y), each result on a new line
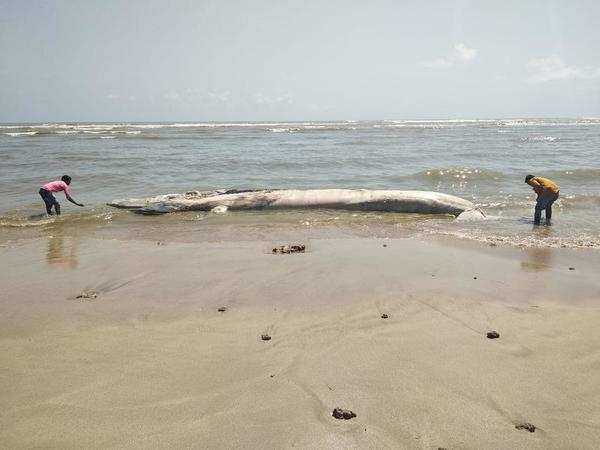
top-left (545, 203), bottom-right (552, 225)
top-left (54, 202), bottom-right (61, 215)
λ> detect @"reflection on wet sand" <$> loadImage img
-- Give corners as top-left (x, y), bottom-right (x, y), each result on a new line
top-left (46, 233), bottom-right (78, 269)
top-left (520, 226), bottom-right (555, 271)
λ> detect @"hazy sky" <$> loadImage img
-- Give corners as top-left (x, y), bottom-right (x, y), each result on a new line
top-left (1, 0), bottom-right (599, 121)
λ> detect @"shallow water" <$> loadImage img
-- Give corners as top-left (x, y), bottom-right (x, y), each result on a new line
top-left (1, 119), bottom-right (599, 248)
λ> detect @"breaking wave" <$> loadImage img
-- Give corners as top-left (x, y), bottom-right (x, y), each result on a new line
top-left (520, 136), bottom-right (559, 142)
top-left (5, 131), bottom-right (38, 137)
top-left (2, 118), bottom-right (600, 138)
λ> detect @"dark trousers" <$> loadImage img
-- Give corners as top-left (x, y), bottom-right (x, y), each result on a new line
top-left (534, 191), bottom-right (559, 224)
top-left (39, 188), bottom-right (60, 215)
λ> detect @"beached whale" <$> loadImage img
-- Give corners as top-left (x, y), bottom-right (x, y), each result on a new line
top-left (108, 189), bottom-right (485, 219)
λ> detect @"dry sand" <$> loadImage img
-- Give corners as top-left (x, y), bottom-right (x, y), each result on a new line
top-left (1, 235), bottom-right (600, 448)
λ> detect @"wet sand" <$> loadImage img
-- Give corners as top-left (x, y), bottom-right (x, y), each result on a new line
top-left (1, 235), bottom-right (600, 448)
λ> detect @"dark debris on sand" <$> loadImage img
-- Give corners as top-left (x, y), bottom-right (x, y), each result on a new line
top-left (261, 334), bottom-right (272, 341)
top-left (486, 330), bottom-right (500, 339)
top-left (515, 422), bottom-right (536, 432)
top-left (332, 408), bottom-right (356, 420)
top-left (75, 290), bottom-right (98, 300)
top-left (272, 244), bottom-right (306, 254)
top-left (217, 307), bottom-right (227, 312)
top-left (381, 314), bottom-right (389, 319)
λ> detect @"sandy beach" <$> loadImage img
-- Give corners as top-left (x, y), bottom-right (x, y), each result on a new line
top-left (3, 1), bottom-right (600, 448)
top-left (2, 233), bottom-right (599, 449)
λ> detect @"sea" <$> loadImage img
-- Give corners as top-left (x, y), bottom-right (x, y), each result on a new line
top-left (1, 119), bottom-right (599, 248)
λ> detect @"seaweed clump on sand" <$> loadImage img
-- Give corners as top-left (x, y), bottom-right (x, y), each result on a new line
top-left (75, 290), bottom-right (98, 300)
top-left (272, 244), bottom-right (306, 254)
top-left (515, 422), bottom-right (536, 432)
top-left (332, 408), bottom-right (356, 420)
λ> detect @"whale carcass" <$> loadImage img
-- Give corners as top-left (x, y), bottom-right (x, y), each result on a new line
top-left (108, 189), bottom-right (485, 219)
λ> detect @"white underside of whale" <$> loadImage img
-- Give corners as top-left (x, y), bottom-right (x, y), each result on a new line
top-left (108, 189), bottom-right (485, 219)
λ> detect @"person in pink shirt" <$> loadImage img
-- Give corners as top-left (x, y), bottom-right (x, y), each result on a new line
top-left (39, 175), bottom-right (84, 215)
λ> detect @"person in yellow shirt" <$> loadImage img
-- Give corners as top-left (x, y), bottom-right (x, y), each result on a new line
top-left (525, 175), bottom-right (560, 225)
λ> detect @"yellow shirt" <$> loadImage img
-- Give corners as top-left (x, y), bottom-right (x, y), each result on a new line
top-left (531, 176), bottom-right (559, 194)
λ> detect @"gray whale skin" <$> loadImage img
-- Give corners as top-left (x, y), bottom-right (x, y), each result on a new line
top-left (108, 189), bottom-right (485, 219)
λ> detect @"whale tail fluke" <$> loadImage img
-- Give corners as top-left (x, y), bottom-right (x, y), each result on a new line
top-left (455, 208), bottom-right (486, 221)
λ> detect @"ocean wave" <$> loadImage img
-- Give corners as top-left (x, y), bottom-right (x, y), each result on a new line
top-left (0, 209), bottom-right (116, 229)
top-left (5, 131), bottom-right (38, 137)
top-left (498, 118), bottom-right (600, 127)
top-left (381, 119), bottom-right (498, 129)
top-left (0, 215), bottom-right (55, 227)
top-left (560, 194), bottom-right (600, 207)
top-left (520, 136), bottom-right (559, 142)
top-left (267, 128), bottom-right (298, 133)
top-left (2, 119), bottom-right (600, 139)
top-left (547, 168), bottom-right (600, 178)
top-left (385, 119), bottom-right (498, 124)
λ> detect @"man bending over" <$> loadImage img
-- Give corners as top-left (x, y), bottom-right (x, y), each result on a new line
top-left (39, 175), bottom-right (84, 215)
top-left (525, 174), bottom-right (559, 225)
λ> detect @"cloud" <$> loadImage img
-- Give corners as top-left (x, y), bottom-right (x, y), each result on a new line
top-left (526, 55), bottom-right (600, 82)
top-left (420, 43), bottom-right (478, 69)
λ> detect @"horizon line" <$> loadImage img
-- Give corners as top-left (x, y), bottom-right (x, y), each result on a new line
top-left (1, 116), bottom-right (599, 125)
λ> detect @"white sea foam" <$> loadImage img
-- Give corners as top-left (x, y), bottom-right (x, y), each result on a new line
top-left (267, 128), bottom-right (294, 133)
top-left (520, 136), bottom-right (559, 142)
top-left (5, 131), bottom-right (37, 136)
top-left (127, 124), bottom-right (167, 129)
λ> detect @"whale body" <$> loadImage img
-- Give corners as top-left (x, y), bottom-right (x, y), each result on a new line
top-left (108, 189), bottom-right (485, 219)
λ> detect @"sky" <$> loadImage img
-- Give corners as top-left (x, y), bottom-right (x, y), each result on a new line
top-left (1, 0), bottom-right (599, 122)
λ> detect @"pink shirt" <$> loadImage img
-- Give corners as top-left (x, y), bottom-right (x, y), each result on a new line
top-left (42, 180), bottom-right (71, 196)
